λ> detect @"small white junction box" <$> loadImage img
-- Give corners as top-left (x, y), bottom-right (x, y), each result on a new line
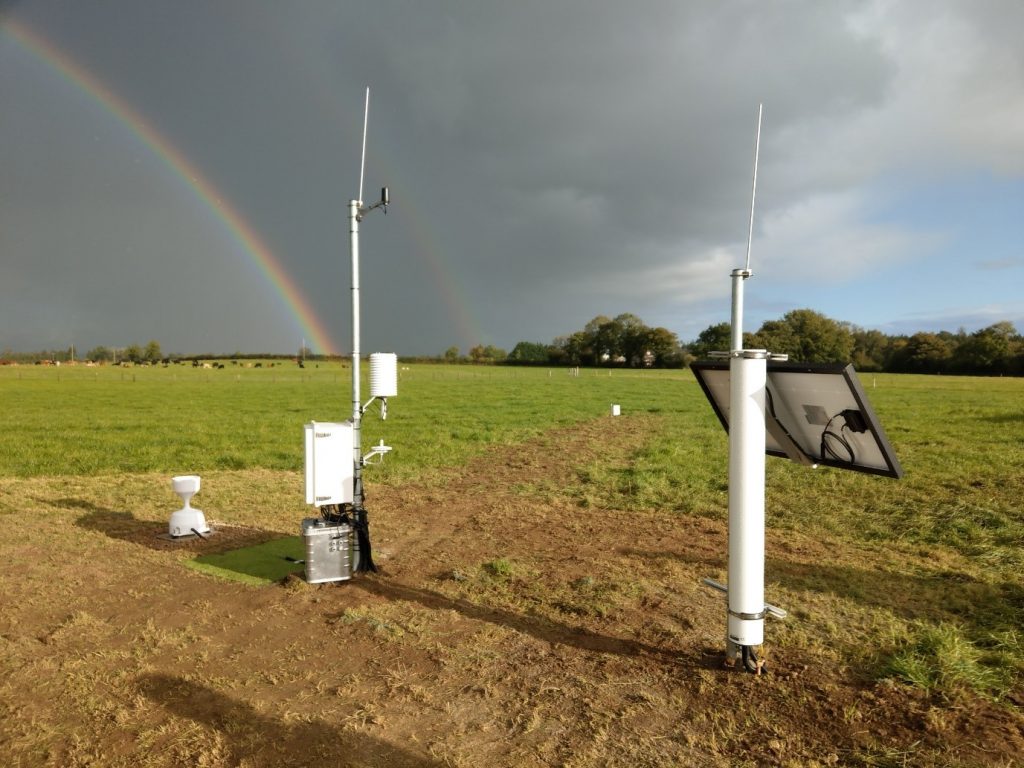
top-left (304, 421), bottom-right (354, 506)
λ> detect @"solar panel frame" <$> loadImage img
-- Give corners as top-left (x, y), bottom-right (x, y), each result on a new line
top-left (691, 360), bottom-right (904, 479)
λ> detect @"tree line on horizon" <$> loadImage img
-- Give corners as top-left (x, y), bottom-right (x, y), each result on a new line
top-left (452, 309), bottom-right (1024, 377)
top-left (0, 342), bottom-right (305, 366)
top-left (0, 341), bottom-right (166, 366)
top-left (4, 310), bottom-right (1022, 376)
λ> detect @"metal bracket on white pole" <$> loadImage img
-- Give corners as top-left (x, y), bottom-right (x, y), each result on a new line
top-left (361, 396), bottom-right (389, 420)
top-left (362, 440), bottom-right (392, 466)
top-left (702, 578), bottom-right (788, 620)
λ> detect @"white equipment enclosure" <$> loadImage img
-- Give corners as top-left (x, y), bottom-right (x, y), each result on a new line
top-left (304, 421), bottom-right (355, 507)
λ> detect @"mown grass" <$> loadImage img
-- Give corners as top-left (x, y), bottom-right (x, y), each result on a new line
top-left (883, 622), bottom-right (1015, 700)
top-left (560, 371), bottom-right (1024, 700)
top-left (0, 363), bottom-right (692, 480)
top-left (2, 362), bottom-right (1023, 705)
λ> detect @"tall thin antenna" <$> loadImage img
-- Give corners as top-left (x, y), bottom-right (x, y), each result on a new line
top-left (358, 87), bottom-right (370, 205)
top-left (744, 103), bottom-right (763, 272)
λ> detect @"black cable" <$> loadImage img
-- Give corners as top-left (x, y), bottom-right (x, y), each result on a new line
top-left (352, 506), bottom-right (377, 573)
top-left (820, 413), bottom-right (856, 464)
top-left (741, 645), bottom-right (763, 674)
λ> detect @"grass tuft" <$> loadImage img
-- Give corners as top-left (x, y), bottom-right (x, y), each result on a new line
top-left (482, 557), bottom-right (516, 580)
top-left (881, 622), bottom-right (1010, 700)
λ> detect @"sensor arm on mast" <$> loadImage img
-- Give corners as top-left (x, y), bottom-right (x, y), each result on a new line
top-left (361, 395), bottom-right (389, 420)
top-left (362, 440), bottom-right (392, 466)
top-left (357, 187), bottom-right (390, 220)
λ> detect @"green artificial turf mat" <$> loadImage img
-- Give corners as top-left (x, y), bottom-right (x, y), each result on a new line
top-left (187, 536), bottom-right (305, 585)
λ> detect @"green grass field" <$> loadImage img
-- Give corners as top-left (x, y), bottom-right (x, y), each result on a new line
top-left (0, 362), bottom-right (694, 479)
top-left (7, 366), bottom-right (1022, 563)
top-left (4, 363), bottom-right (1023, 574)
top-left (2, 361), bottom-right (1023, 747)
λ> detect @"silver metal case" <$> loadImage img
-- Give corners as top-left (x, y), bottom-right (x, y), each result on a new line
top-left (302, 518), bottom-right (353, 583)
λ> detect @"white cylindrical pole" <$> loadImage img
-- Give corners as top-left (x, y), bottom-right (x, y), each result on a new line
top-left (727, 350), bottom-right (767, 648)
top-left (349, 199), bottom-right (363, 507)
top-left (730, 269), bottom-right (750, 351)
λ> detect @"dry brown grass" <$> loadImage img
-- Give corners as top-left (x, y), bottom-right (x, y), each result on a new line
top-left (1, 416), bottom-right (1021, 767)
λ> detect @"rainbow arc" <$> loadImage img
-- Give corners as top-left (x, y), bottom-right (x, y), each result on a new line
top-left (5, 19), bottom-right (338, 354)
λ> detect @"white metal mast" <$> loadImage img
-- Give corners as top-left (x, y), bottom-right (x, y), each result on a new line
top-left (347, 87), bottom-right (388, 571)
top-left (708, 104), bottom-right (786, 672)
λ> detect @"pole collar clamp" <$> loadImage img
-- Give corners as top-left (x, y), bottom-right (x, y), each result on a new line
top-left (729, 609), bottom-right (766, 621)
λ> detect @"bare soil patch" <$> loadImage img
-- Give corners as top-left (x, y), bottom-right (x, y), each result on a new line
top-left (1, 415), bottom-right (1020, 766)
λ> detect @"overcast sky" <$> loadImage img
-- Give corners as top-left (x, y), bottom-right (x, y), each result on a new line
top-left (2, 1), bottom-right (1022, 356)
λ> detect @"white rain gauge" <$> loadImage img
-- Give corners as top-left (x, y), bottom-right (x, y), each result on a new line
top-left (302, 87), bottom-right (396, 584)
top-left (168, 474), bottom-right (210, 538)
top-left (695, 105), bottom-right (902, 673)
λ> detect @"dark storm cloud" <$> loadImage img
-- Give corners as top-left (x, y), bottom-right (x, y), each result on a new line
top-left (2, 1), bottom-right (1022, 354)
top-left (324, 1), bottom-right (900, 343)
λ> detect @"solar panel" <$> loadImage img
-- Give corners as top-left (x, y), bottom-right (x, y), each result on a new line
top-left (691, 360), bottom-right (903, 478)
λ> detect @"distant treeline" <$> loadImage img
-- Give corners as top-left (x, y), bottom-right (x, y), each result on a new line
top-left (0, 341), bottom-right (337, 366)
top-left (458, 310), bottom-right (1023, 376)
top-left (4, 310), bottom-right (1022, 376)
top-left (687, 311), bottom-right (1023, 376)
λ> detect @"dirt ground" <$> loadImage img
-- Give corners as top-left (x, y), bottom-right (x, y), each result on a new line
top-left (1, 415), bottom-right (1022, 767)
